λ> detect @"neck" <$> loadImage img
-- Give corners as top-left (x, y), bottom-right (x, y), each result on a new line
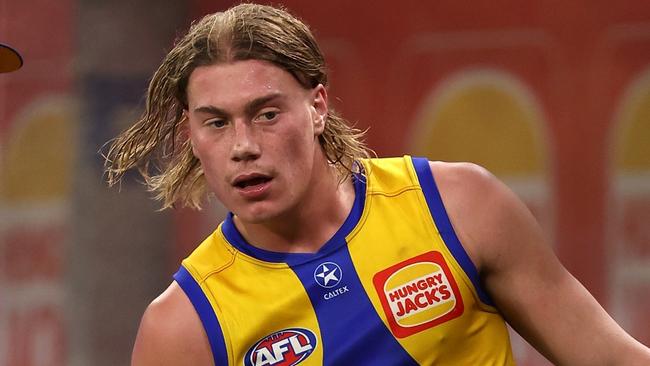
top-left (234, 162), bottom-right (356, 254)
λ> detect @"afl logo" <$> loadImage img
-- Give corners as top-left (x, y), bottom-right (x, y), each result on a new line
top-left (313, 262), bottom-right (342, 288)
top-left (244, 328), bottom-right (317, 366)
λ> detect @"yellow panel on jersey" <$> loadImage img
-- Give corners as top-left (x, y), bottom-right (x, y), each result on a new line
top-left (174, 156), bottom-right (515, 366)
top-left (349, 156), bottom-right (514, 365)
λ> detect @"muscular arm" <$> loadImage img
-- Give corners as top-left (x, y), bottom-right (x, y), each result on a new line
top-left (131, 282), bottom-right (214, 366)
top-left (431, 161), bottom-right (650, 366)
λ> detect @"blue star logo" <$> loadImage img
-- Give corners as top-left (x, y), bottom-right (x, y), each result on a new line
top-left (313, 262), bottom-right (342, 288)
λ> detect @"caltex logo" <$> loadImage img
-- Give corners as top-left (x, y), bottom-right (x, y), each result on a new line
top-left (313, 262), bottom-right (342, 288)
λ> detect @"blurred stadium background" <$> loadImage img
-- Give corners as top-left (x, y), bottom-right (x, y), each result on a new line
top-left (1, 0), bottom-right (649, 365)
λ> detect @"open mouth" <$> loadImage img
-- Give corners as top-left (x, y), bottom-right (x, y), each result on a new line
top-left (234, 175), bottom-right (272, 189)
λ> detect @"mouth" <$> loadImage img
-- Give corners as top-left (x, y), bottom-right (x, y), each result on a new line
top-left (232, 174), bottom-right (273, 190)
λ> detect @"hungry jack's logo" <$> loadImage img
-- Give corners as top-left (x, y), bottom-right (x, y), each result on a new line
top-left (373, 251), bottom-right (464, 338)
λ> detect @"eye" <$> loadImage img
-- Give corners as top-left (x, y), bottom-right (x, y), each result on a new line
top-left (206, 118), bottom-right (228, 129)
top-left (256, 110), bottom-right (279, 123)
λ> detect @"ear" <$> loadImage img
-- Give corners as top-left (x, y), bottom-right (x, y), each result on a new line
top-left (311, 84), bottom-right (328, 136)
top-left (180, 110), bottom-right (198, 157)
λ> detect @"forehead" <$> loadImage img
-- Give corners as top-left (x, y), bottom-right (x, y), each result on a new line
top-left (186, 59), bottom-right (307, 109)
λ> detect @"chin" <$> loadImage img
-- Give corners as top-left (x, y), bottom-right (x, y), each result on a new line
top-left (234, 204), bottom-right (281, 225)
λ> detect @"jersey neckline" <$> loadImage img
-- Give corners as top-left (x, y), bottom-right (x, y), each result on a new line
top-left (221, 172), bottom-right (367, 266)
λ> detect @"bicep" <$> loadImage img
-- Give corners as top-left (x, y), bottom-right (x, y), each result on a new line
top-left (132, 282), bottom-right (214, 366)
top-left (476, 188), bottom-right (606, 364)
top-left (484, 196), bottom-right (650, 365)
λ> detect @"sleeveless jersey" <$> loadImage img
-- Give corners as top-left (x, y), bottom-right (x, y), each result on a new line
top-left (174, 156), bottom-right (515, 366)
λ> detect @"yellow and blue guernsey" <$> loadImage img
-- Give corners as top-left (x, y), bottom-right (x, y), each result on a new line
top-left (174, 156), bottom-right (515, 366)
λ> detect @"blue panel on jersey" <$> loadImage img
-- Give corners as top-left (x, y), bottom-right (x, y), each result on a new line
top-left (412, 157), bottom-right (495, 306)
top-left (289, 246), bottom-right (418, 365)
top-left (174, 266), bottom-right (228, 366)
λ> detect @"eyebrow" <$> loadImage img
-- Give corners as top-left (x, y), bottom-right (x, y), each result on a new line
top-left (193, 93), bottom-right (285, 117)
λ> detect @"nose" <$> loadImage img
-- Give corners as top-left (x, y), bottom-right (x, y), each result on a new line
top-left (230, 120), bottom-right (261, 162)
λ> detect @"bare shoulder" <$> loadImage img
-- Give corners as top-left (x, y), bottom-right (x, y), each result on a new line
top-left (427, 160), bottom-right (558, 304)
top-left (427, 161), bottom-right (499, 207)
top-left (427, 160), bottom-right (528, 273)
top-left (132, 282), bottom-right (213, 366)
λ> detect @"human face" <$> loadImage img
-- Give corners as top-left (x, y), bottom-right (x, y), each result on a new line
top-left (185, 60), bottom-right (328, 223)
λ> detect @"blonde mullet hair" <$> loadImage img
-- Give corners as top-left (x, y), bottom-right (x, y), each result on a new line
top-left (104, 3), bottom-right (371, 209)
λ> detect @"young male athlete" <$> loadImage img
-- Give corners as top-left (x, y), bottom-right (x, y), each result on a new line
top-left (105, 4), bottom-right (650, 365)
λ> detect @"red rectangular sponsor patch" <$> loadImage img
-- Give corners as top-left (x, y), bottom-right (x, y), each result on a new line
top-left (373, 251), bottom-right (464, 338)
